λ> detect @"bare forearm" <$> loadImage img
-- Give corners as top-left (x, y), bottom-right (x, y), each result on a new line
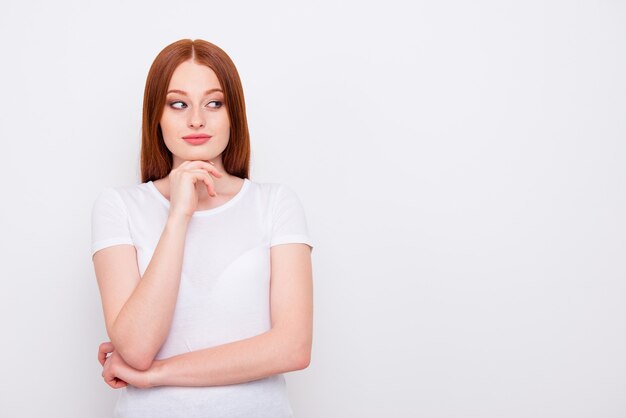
top-left (111, 215), bottom-right (189, 368)
top-left (149, 329), bottom-right (311, 387)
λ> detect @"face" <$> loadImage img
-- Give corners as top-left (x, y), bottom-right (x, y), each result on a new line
top-left (160, 60), bottom-right (230, 168)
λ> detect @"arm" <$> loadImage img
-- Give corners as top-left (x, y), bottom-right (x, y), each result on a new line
top-left (152, 243), bottom-right (313, 386)
top-left (93, 161), bottom-right (220, 371)
top-left (93, 215), bottom-right (189, 371)
top-left (101, 243), bottom-right (313, 387)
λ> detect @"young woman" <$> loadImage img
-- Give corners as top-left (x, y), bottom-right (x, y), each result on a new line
top-left (91, 39), bottom-right (314, 417)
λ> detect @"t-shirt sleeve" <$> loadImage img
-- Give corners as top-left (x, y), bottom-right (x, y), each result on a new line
top-left (270, 184), bottom-right (314, 250)
top-left (91, 187), bottom-right (134, 258)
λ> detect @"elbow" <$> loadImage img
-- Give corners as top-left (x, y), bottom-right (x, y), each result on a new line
top-left (115, 345), bottom-right (155, 371)
top-left (124, 352), bottom-right (155, 371)
top-left (286, 339), bottom-right (312, 371)
top-left (117, 349), bottom-right (154, 371)
top-left (110, 334), bottom-right (156, 371)
top-left (293, 350), bottom-right (311, 371)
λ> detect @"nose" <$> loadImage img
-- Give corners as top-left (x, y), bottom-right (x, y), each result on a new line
top-left (188, 108), bottom-right (205, 129)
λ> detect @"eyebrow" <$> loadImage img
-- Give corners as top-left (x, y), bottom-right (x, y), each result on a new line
top-left (166, 88), bottom-right (223, 96)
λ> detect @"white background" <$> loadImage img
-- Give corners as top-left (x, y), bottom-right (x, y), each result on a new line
top-left (1, 1), bottom-right (625, 417)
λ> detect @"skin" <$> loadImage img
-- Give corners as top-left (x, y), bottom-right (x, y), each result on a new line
top-left (155, 59), bottom-right (241, 206)
top-left (93, 59), bottom-right (313, 389)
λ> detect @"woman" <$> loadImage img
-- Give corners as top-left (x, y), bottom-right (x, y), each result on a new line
top-left (91, 39), bottom-right (313, 417)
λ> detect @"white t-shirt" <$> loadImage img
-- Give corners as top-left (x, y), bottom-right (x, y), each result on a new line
top-left (91, 178), bottom-right (314, 418)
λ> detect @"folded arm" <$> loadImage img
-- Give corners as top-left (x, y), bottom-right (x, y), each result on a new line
top-left (94, 215), bottom-right (190, 370)
top-left (100, 243), bottom-right (313, 387)
top-left (154, 243), bottom-right (312, 386)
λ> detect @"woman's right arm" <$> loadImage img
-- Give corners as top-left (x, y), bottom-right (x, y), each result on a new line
top-left (93, 215), bottom-right (188, 371)
top-left (93, 160), bottom-right (221, 371)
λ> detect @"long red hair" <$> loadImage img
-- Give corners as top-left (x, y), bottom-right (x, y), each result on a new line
top-left (140, 39), bottom-right (250, 182)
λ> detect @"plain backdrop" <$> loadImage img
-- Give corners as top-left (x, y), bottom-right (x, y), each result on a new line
top-left (1, 1), bottom-right (625, 417)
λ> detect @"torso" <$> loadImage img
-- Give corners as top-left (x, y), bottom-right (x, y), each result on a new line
top-left (91, 178), bottom-right (311, 417)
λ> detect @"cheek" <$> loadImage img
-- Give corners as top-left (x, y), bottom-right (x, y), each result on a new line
top-left (217, 112), bottom-right (230, 133)
top-left (159, 113), bottom-right (177, 139)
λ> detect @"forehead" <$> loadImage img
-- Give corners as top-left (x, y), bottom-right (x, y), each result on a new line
top-left (167, 60), bottom-right (222, 91)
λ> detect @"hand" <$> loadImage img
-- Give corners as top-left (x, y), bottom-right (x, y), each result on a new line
top-left (168, 160), bottom-right (223, 219)
top-left (98, 342), bottom-right (152, 389)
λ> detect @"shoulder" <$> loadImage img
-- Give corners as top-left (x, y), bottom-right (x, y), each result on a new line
top-left (92, 182), bottom-right (154, 216)
top-left (251, 180), bottom-right (313, 248)
top-left (245, 179), bottom-right (304, 208)
top-left (95, 182), bottom-right (146, 198)
top-left (246, 179), bottom-right (299, 198)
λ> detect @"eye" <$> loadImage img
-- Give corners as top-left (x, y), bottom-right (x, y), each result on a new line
top-left (169, 101), bottom-right (187, 109)
top-left (207, 101), bottom-right (223, 109)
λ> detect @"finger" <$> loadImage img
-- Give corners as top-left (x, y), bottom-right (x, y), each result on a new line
top-left (105, 376), bottom-right (117, 389)
top-left (104, 375), bottom-right (127, 389)
top-left (98, 342), bottom-right (114, 366)
top-left (184, 160), bottom-right (223, 178)
top-left (98, 352), bottom-right (107, 367)
top-left (196, 172), bottom-right (217, 197)
top-left (203, 177), bottom-right (217, 197)
top-left (172, 160), bottom-right (202, 174)
top-left (186, 170), bottom-right (217, 197)
top-left (103, 368), bottom-right (117, 388)
top-left (113, 378), bottom-right (128, 389)
top-left (102, 362), bottom-right (129, 389)
top-left (99, 341), bottom-right (114, 351)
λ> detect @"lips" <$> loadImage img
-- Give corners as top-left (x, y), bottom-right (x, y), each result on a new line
top-left (182, 134), bottom-right (212, 145)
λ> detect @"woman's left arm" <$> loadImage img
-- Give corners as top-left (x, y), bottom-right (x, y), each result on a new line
top-left (101, 243), bottom-right (313, 388)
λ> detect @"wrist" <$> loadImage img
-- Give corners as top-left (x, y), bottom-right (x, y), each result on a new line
top-left (166, 212), bottom-right (191, 228)
top-left (147, 359), bottom-right (166, 388)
